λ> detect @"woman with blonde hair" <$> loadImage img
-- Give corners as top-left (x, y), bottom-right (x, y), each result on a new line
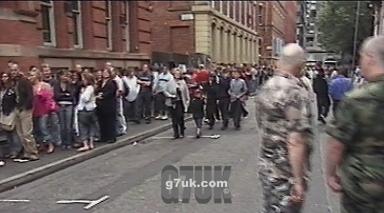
top-left (164, 68), bottom-right (190, 139)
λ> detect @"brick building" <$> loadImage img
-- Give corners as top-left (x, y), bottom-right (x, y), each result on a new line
top-left (284, 1), bottom-right (298, 43)
top-left (0, 1), bottom-right (151, 72)
top-left (151, 1), bottom-right (260, 67)
top-left (258, 1), bottom-right (298, 65)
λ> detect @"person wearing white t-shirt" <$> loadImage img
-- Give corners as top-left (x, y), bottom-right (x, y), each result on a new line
top-left (122, 68), bottom-right (141, 124)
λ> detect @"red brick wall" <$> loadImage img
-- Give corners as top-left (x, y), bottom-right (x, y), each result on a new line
top-left (284, 1), bottom-right (298, 43)
top-left (150, 1), bottom-right (194, 56)
top-left (0, 1), bottom-right (151, 70)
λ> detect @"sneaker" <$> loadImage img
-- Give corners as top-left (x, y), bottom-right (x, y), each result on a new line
top-left (155, 115), bottom-right (161, 120)
top-left (0, 161), bottom-right (5, 167)
top-left (160, 115), bottom-right (168, 120)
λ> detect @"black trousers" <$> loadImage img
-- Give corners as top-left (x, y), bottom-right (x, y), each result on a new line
top-left (230, 100), bottom-right (243, 128)
top-left (206, 100), bottom-right (217, 127)
top-left (136, 91), bottom-right (152, 120)
top-left (96, 107), bottom-right (117, 143)
top-left (169, 101), bottom-right (185, 137)
top-left (154, 93), bottom-right (167, 116)
top-left (218, 98), bottom-right (230, 127)
top-left (317, 101), bottom-right (330, 119)
top-left (124, 99), bottom-right (138, 121)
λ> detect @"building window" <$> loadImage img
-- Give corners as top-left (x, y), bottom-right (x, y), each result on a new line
top-left (124, 1), bottom-right (130, 52)
top-left (244, 1), bottom-right (247, 26)
top-left (232, 1), bottom-right (236, 20)
top-left (239, 1), bottom-right (242, 23)
top-left (105, 0), bottom-right (112, 49)
top-left (226, 1), bottom-right (230, 17)
top-left (41, 0), bottom-right (56, 46)
top-left (219, 1), bottom-right (223, 13)
top-left (211, 0), bottom-right (215, 8)
top-left (71, 1), bottom-right (82, 48)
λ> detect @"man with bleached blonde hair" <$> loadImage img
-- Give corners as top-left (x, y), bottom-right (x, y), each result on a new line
top-left (255, 43), bottom-right (313, 213)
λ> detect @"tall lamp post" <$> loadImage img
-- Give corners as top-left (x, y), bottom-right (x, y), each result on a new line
top-left (352, 1), bottom-right (361, 71)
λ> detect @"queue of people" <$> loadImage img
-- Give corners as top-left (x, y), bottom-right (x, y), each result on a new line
top-left (0, 61), bottom-right (263, 166)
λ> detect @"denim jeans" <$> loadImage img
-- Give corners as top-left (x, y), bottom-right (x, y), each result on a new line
top-left (78, 110), bottom-right (98, 142)
top-left (136, 91), bottom-right (152, 120)
top-left (58, 104), bottom-right (73, 146)
top-left (5, 130), bottom-right (22, 155)
top-left (37, 112), bottom-right (62, 146)
top-left (154, 93), bottom-right (166, 116)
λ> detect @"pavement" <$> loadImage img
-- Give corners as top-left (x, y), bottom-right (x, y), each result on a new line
top-left (0, 118), bottom-right (185, 192)
top-left (0, 99), bottom-right (340, 213)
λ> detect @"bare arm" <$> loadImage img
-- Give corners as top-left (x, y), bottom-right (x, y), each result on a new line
top-left (288, 132), bottom-right (307, 184)
top-left (326, 137), bottom-right (345, 192)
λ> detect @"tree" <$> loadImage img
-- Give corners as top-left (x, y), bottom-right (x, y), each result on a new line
top-left (318, 1), bottom-right (374, 58)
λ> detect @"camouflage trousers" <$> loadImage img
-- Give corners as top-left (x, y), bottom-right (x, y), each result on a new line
top-left (259, 171), bottom-right (303, 213)
top-left (342, 191), bottom-right (384, 213)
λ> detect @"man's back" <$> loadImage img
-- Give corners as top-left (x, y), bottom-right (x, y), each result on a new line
top-left (327, 78), bottom-right (384, 204)
top-left (256, 74), bottom-right (312, 178)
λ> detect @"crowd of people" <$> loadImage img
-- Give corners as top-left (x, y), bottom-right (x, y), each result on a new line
top-left (0, 60), bottom-right (276, 166)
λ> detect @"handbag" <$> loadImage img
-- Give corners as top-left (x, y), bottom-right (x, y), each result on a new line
top-left (0, 110), bottom-right (16, 131)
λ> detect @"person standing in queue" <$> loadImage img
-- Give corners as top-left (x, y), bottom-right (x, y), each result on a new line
top-left (136, 64), bottom-right (154, 124)
top-left (326, 36), bottom-right (384, 213)
top-left (255, 43), bottom-right (312, 213)
top-left (164, 69), bottom-right (190, 139)
top-left (76, 72), bottom-right (97, 151)
top-left (96, 69), bottom-right (117, 143)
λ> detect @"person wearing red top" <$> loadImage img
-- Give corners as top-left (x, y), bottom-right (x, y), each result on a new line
top-left (192, 65), bottom-right (209, 85)
top-left (28, 70), bottom-right (61, 154)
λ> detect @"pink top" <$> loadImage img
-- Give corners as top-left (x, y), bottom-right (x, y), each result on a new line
top-left (33, 83), bottom-right (59, 117)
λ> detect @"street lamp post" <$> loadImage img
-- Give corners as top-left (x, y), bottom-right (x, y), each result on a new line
top-left (352, 1), bottom-right (361, 71)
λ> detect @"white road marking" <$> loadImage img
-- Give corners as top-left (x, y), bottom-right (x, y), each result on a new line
top-left (56, 195), bottom-right (110, 210)
top-left (0, 199), bottom-right (31, 203)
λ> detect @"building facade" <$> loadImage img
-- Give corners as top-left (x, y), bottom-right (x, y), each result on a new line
top-left (0, 1), bottom-right (151, 71)
top-left (373, 1), bottom-right (384, 35)
top-left (258, 1), bottom-right (286, 65)
top-left (151, 1), bottom-right (260, 67)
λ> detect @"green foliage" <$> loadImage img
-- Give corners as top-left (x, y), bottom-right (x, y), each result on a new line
top-left (318, 1), bottom-right (373, 56)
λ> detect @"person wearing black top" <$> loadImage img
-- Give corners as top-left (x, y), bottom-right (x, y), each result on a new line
top-left (202, 74), bottom-right (219, 129)
top-left (217, 69), bottom-right (231, 130)
top-left (96, 69), bottom-right (117, 143)
top-left (136, 64), bottom-right (154, 124)
top-left (54, 70), bottom-right (76, 149)
top-left (188, 90), bottom-right (205, 138)
top-left (313, 69), bottom-right (331, 124)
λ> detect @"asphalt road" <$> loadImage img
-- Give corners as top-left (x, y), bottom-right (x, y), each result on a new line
top-left (0, 99), bottom-right (338, 213)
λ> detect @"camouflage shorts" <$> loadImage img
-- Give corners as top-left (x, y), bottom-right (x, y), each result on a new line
top-left (259, 172), bottom-right (303, 213)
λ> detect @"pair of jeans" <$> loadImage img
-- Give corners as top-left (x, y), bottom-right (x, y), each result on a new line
top-left (116, 97), bottom-right (127, 135)
top-left (137, 91), bottom-right (152, 120)
top-left (36, 112), bottom-right (62, 146)
top-left (15, 109), bottom-right (38, 158)
top-left (5, 130), bottom-right (22, 155)
top-left (154, 93), bottom-right (166, 116)
top-left (78, 110), bottom-right (98, 142)
top-left (58, 104), bottom-right (73, 146)
top-left (194, 118), bottom-right (203, 129)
